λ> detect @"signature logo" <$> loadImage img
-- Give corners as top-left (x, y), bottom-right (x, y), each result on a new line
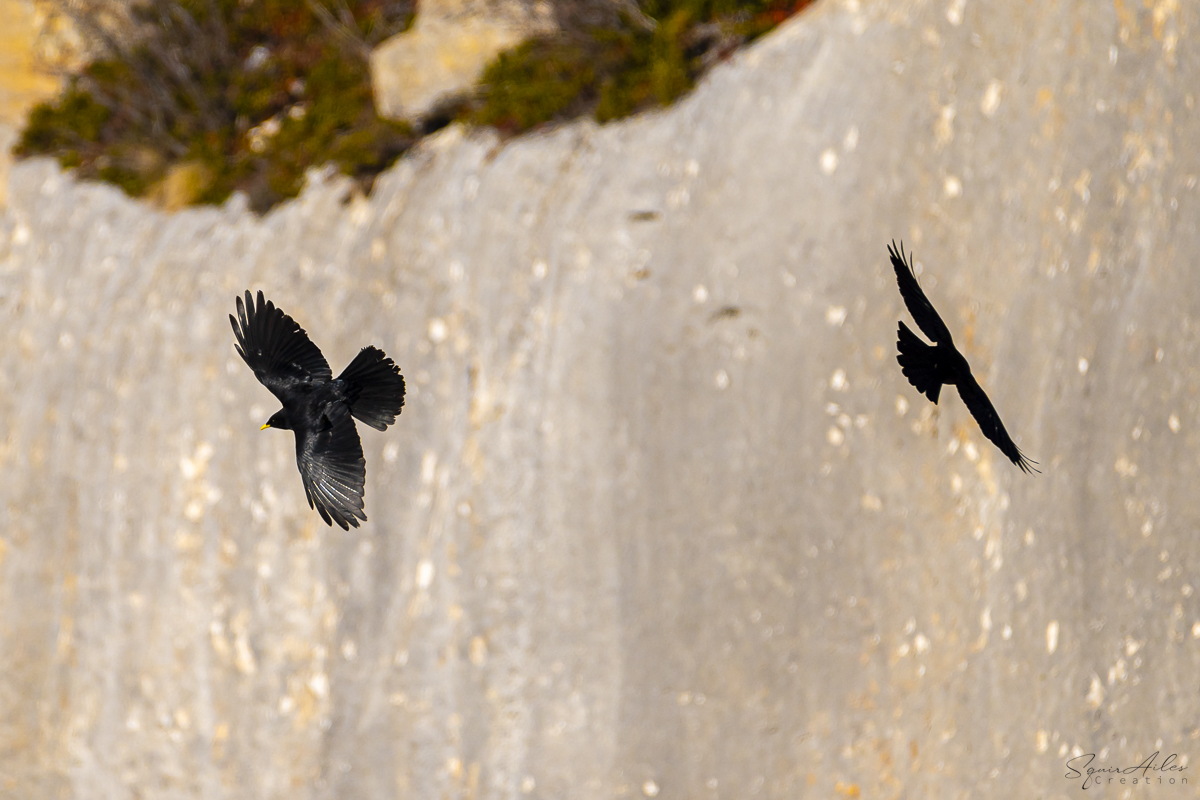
top-left (1065, 751), bottom-right (1188, 790)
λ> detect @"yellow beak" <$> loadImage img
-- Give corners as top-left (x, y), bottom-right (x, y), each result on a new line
top-left (260, 422), bottom-right (271, 430)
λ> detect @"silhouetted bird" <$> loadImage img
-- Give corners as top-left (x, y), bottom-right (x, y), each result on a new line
top-left (230, 290), bottom-right (407, 528)
top-left (889, 242), bottom-right (1038, 474)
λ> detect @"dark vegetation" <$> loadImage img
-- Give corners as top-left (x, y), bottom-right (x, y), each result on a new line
top-left (17, 0), bottom-right (416, 212)
top-left (466, 0), bottom-right (815, 133)
top-left (17, 0), bottom-right (812, 213)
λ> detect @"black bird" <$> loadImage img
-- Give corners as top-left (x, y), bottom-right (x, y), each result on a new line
top-left (889, 242), bottom-right (1038, 474)
top-left (230, 290), bottom-right (407, 528)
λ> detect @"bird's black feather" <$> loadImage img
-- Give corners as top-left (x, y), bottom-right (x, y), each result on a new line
top-left (896, 321), bottom-right (942, 404)
top-left (337, 346), bottom-right (406, 431)
top-left (956, 374), bottom-right (1039, 474)
top-left (230, 290), bottom-right (332, 403)
top-left (230, 291), bottom-right (407, 526)
top-left (889, 240), bottom-right (954, 346)
top-left (296, 403), bottom-right (368, 529)
top-left (888, 242), bottom-right (1039, 474)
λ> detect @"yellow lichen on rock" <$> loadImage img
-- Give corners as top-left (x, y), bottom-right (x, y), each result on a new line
top-left (0, 0), bottom-right (67, 205)
top-left (0, 1), bottom-right (62, 126)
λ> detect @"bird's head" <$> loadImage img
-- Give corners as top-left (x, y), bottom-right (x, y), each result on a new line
top-left (261, 409), bottom-right (290, 431)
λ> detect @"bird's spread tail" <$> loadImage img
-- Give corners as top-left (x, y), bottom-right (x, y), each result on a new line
top-left (337, 346), bottom-right (406, 431)
top-left (897, 321), bottom-right (942, 404)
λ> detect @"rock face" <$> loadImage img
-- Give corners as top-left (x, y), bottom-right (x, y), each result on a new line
top-left (3, 0), bottom-right (1200, 797)
top-left (371, 0), bottom-right (555, 121)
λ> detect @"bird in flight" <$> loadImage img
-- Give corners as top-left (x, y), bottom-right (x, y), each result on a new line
top-left (230, 290), bottom-right (407, 528)
top-left (889, 242), bottom-right (1038, 474)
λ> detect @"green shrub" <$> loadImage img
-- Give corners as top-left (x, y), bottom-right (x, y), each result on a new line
top-left (16, 0), bottom-right (414, 212)
top-left (467, 0), bottom-right (814, 134)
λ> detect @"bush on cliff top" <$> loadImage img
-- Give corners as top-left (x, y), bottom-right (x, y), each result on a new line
top-left (465, 0), bottom-right (814, 134)
top-left (16, 0), bottom-right (812, 213)
top-left (16, 0), bottom-right (415, 212)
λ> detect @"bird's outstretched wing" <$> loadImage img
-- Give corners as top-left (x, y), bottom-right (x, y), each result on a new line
top-left (295, 403), bottom-right (368, 529)
top-left (956, 374), bottom-right (1039, 474)
top-left (889, 241), bottom-right (954, 346)
top-left (230, 290), bottom-right (332, 402)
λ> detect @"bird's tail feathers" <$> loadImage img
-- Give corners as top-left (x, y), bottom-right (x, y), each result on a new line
top-left (338, 346), bottom-right (406, 431)
top-left (897, 321), bottom-right (942, 404)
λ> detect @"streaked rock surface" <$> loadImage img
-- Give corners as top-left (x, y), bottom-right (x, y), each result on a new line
top-left (2, 1), bottom-right (1200, 797)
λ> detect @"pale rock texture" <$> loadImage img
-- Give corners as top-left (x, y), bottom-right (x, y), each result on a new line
top-left (2, 1), bottom-right (1200, 799)
top-left (371, 0), bottom-right (556, 121)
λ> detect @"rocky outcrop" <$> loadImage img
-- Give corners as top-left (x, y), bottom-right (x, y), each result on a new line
top-left (371, 0), bottom-right (556, 121)
top-left (2, 0), bottom-right (1200, 797)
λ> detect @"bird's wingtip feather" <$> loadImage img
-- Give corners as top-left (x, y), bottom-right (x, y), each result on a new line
top-left (1016, 451), bottom-right (1041, 475)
